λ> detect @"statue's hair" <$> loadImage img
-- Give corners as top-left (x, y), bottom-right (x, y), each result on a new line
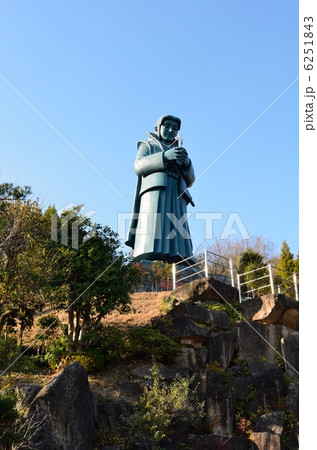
top-left (154, 115), bottom-right (181, 137)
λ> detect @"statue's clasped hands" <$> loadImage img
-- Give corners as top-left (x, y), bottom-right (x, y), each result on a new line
top-left (164, 147), bottom-right (190, 167)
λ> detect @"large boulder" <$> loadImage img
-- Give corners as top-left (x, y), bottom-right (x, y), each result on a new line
top-left (286, 381), bottom-right (299, 420)
top-left (27, 362), bottom-right (95, 450)
top-left (190, 435), bottom-right (249, 449)
top-left (209, 309), bottom-right (231, 330)
top-left (159, 316), bottom-right (209, 348)
top-left (172, 347), bottom-right (197, 369)
top-left (252, 411), bottom-right (285, 450)
top-left (195, 369), bottom-right (235, 436)
top-left (281, 332), bottom-right (299, 380)
top-left (240, 293), bottom-right (299, 330)
top-left (171, 302), bottom-right (211, 325)
top-left (205, 382), bottom-right (235, 435)
top-left (235, 322), bottom-right (290, 364)
top-left (172, 276), bottom-right (239, 303)
top-left (208, 331), bottom-right (236, 370)
top-left (233, 362), bottom-right (284, 415)
top-left (15, 383), bottom-right (42, 409)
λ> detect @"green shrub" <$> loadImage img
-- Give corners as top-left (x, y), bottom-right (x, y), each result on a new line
top-left (83, 325), bottom-right (180, 368)
top-left (160, 295), bottom-right (178, 313)
top-left (206, 302), bottom-right (243, 324)
top-left (0, 336), bottom-right (19, 372)
top-left (67, 352), bottom-right (100, 372)
top-left (37, 314), bottom-right (60, 330)
top-left (84, 325), bottom-right (128, 363)
top-left (0, 389), bottom-right (20, 447)
top-left (30, 354), bottom-right (49, 368)
top-left (126, 363), bottom-right (205, 446)
top-left (126, 327), bottom-right (181, 363)
top-left (0, 336), bottom-right (38, 374)
top-left (45, 334), bottom-right (68, 370)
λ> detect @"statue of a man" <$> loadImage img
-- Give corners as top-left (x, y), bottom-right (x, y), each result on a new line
top-left (125, 115), bottom-right (195, 263)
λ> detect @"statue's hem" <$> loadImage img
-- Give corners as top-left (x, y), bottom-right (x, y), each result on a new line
top-left (133, 252), bottom-right (194, 265)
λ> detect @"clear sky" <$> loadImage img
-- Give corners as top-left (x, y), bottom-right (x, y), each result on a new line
top-left (0, 0), bottom-right (299, 257)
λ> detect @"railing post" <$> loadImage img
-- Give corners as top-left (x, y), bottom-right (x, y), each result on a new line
top-left (237, 274), bottom-right (242, 303)
top-left (172, 263), bottom-right (176, 290)
top-left (268, 264), bottom-right (275, 295)
top-left (293, 272), bottom-right (299, 301)
top-left (204, 249), bottom-right (208, 278)
top-left (229, 258), bottom-right (234, 287)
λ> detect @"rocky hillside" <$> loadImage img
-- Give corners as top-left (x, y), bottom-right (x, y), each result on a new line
top-left (7, 276), bottom-right (299, 449)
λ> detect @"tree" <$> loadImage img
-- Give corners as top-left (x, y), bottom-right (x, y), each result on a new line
top-left (205, 235), bottom-right (278, 273)
top-left (0, 184), bottom-right (53, 344)
top-left (276, 240), bottom-right (298, 298)
top-left (238, 248), bottom-right (268, 297)
top-left (277, 240), bottom-right (295, 273)
top-left (45, 205), bottom-right (136, 352)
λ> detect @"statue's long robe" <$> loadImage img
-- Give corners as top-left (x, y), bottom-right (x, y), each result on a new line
top-left (125, 133), bottom-right (195, 263)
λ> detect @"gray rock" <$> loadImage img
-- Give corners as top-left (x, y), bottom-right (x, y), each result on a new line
top-left (254, 411), bottom-right (285, 434)
top-left (27, 362), bottom-right (95, 450)
top-left (205, 381), bottom-right (235, 435)
top-left (235, 322), bottom-right (290, 364)
top-left (160, 316), bottom-right (209, 348)
top-left (251, 431), bottom-right (284, 449)
top-left (190, 435), bottom-right (249, 449)
top-left (241, 293), bottom-right (299, 330)
top-left (198, 348), bottom-right (209, 367)
top-left (286, 381), bottom-right (299, 420)
top-left (281, 332), bottom-right (299, 380)
top-left (171, 275), bottom-right (239, 303)
top-left (172, 347), bottom-right (196, 369)
top-left (208, 331), bottom-right (236, 370)
top-left (194, 369), bottom-right (235, 435)
top-left (15, 383), bottom-right (42, 409)
top-left (209, 309), bottom-right (231, 330)
top-left (195, 369), bottom-right (225, 399)
top-left (171, 302), bottom-right (211, 325)
top-left (234, 363), bottom-right (284, 414)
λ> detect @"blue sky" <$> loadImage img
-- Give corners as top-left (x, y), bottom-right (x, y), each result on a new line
top-left (0, 0), bottom-right (299, 257)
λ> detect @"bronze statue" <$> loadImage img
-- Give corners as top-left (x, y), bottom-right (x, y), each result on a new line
top-left (126, 115), bottom-right (195, 263)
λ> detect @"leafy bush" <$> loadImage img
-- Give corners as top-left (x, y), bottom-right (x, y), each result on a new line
top-left (45, 334), bottom-right (68, 370)
top-left (0, 336), bottom-right (19, 372)
top-left (37, 314), bottom-right (60, 330)
top-left (84, 325), bottom-right (127, 363)
top-left (206, 302), bottom-right (243, 324)
top-left (126, 363), bottom-right (205, 446)
top-left (126, 327), bottom-right (181, 363)
top-left (160, 295), bottom-right (178, 313)
top-left (0, 336), bottom-right (38, 374)
top-left (66, 351), bottom-right (105, 372)
top-left (0, 389), bottom-right (20, 447)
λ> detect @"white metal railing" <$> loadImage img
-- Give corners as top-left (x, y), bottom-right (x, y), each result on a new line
top-left (172, 249), bottom-right (234, 290)
top-left (237, 264), bottom-right (299, 303)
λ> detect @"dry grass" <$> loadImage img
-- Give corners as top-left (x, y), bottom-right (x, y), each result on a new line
top-left (23, 290), bottom-right (170, 346)
top-left (102, 291), bottom-right (170, 330)
top-left (7, 291), bottom-right (171, 400)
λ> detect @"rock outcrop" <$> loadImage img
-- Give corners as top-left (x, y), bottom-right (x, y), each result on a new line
top-left (19, 275), bottom-right (298, 450)
top-left (26, 362), bottom-right (95, 450)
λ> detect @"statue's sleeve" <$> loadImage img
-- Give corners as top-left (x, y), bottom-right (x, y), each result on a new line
top-left (182, 160), bottom-right (195, 188)
top-left (134, 142), bottom-right (165, 177)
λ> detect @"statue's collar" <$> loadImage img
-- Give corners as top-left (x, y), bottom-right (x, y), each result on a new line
top-left (146, 132), bottom-right (175, 150)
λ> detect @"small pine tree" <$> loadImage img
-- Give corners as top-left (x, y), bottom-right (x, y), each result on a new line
top-left (278, 240), bottom-right (295, 273)
top-left (276, 241), bottom-right (298, 298)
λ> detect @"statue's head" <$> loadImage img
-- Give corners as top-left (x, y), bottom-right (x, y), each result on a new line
top-left (154, 115), bottom-right (181, 143)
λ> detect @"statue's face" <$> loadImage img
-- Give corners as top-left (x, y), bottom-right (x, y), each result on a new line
top-left (160, 119), bottom-right (179, 143)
